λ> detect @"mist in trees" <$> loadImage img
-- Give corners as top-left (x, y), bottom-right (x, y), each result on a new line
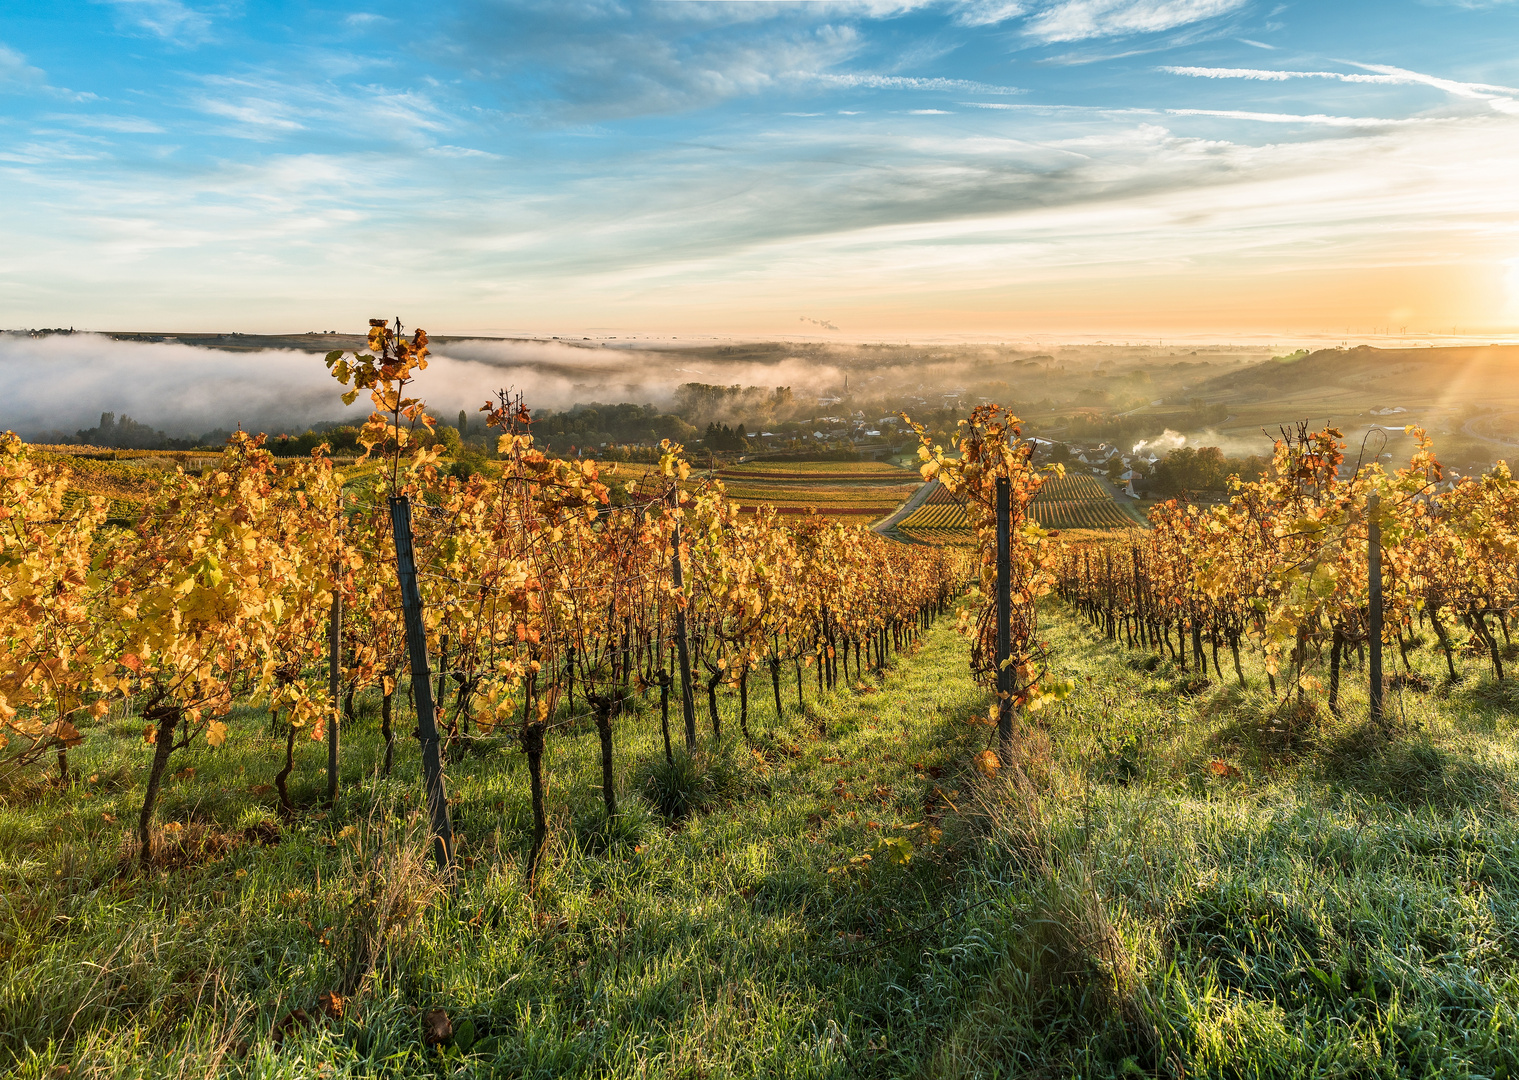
top-left (1146, 446), bottom-right (1271, 497)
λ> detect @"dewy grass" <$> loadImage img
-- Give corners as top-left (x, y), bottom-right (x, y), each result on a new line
top-left (6, 605), bottom-right (1519, 1076)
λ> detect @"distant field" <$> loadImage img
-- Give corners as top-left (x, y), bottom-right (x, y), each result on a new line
top-left (897, 526), bottom-right (977, 546)
top-left (29, 446), bottom-right (224, 463)
top-left (899, 502), bottom-right (968, 529)
top-left (29, 445), bottom-right (925, 528)
top-left (1035, 499), bottom-right (1137, 530)
top-left (30, 446), bottom-right (223, 517)
top-left (727, 482), bottom-right (915, 521)
top-left (30, 445), bottom-right (377, 518)
top-left (1034, 473), bottom-right (1108, 501)
top-left (1032, 472), bottom-right (1139, 531)
top-left (897, 470), bottom-right (1139, 542)
top-left (898, 484), bottom-right (971, 543)
top-left (586, 458), bottom-right (921, 523)
top-left (718, 461), bottom-right (913, 482)
top-left (701, 460), bottom-right (920, 521)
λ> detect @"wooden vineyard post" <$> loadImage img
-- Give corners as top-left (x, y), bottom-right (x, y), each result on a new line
top-left (669, 495), bottom-right (698, 751)
top-left (1368, 492), bottom-right (1384, 725)
top-left (995, 476), bottom-right (1014, 754)
top-left (326, 576), bottom-right (342, 807)
top-left (389, 495), bottom-right (456, 873)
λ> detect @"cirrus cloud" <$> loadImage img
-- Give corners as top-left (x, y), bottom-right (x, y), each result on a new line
top-left (1024, 0), bottom-right (1250, 42)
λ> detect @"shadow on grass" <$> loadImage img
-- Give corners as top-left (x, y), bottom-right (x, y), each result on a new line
top-left (1319, 725), bottom-right (1513, 811)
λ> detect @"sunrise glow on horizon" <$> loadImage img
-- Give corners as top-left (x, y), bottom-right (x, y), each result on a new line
top-left (4, 1), bottom-right (1519, 339)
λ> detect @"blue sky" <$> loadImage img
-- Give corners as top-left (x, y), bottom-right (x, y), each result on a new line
top-left (3, 0), bottom-right (1519, 337)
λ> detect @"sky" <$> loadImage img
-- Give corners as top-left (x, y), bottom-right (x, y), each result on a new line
top-left (3, 0), bottom-right (1519, 340)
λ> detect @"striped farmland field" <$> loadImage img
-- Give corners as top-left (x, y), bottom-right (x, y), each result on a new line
top-left (1031, 472), bottom-right (1138, 531)
top-left (895, 470), bottom-right (1138, 541)
top-left (719, 461), bottom-right (909, 481)
top-left (1033, 473), bottom-right (1109, 502)
top-left (1031, 498), bottom-right (1136, 530)
top-left (898, 526), bottom-right (978, 546)
top-left (898, 502), bottom-right (970, 530)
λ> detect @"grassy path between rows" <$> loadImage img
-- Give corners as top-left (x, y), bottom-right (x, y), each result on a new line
top-left (1, 619), bottom-right (1012, 1079)
top-left (9, 603), bottom-right (1519, 1078)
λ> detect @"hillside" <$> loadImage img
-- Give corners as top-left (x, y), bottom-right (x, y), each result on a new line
top-left (1197, 344), bottom-right (1519, 404)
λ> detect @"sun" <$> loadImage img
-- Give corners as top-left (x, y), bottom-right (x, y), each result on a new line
top-left (1507, 257), bottom-right (1519, 318)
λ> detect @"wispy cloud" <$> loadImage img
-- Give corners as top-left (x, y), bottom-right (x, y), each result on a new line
top-left (190, 72), bottom-right (456, 143)
top-left (0, 140), bottom-right (111, 165)
top-left (0, 43), bottom-right (47, 89)
top-left (1163, 64), bottom-right (1519, 94)
top-left (98, 0), bottom-right (216, 45)
top-left (1162, 62), bottom-right (1519, 115)
top-left (949, 0), bottom-right (1028, 26)
top-left (1166, 108), bottom-right (1424, 128)
top-left (1023, 0), bottom-right (1249, 42)
top-left (1346, 61), bottom-right (1519, 99)
top-left (10, 0), bottom-right (1519, 337)
top-left (1162, 65), bottom-right (1384, 81)
top-left (812, 73), bottom-right (1024, 93)
top-left (448, 4), bottom-right (871, 120)
top-left (195, 94), bottom-right (306, 134)
top-left (0, 43), bottom-right (97, 102)
top-left (48, 113), bottom-right (167, 134)
top-left (425, 144), bottom-right (500, 158)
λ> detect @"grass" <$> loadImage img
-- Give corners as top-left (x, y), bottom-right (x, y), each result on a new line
top-left (7, 605), bottom-right (1519, 1077)
top-left (0, 624), bottom-right (998, 1078)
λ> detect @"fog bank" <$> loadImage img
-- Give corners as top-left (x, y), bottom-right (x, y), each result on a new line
top-left (0, 335), bottom-right (846, 439)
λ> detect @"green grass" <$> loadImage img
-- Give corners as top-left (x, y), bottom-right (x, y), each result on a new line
top-left (7, 607), bottom-right (1519, 1077)
top-left (0, 626), bottom-right (1000, 1078)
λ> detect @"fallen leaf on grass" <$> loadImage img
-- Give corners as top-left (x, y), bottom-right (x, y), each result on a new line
top-left (271, 1008), bottom-right (311, 1047)
top-left (422, 1009), bottom-right (453, 1046)
top-left (1208, 760), bottom-right (1242, 780)
top-left (317, 991), bottom-right (344, 1020)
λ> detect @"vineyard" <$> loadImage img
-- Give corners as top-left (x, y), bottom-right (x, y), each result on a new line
top-left (8, 358), bottom-right (1519, 1078)
top-left (33, 446), bottom-right (224, 519)
top-left (898, 470), bottom-right (1136, 542)
top-left (714, 461), bottom-right (919, 522)
top-left (1055, 423), bottom-right (1519, 711)
top-left (716, 461), bottom-right (910, 481)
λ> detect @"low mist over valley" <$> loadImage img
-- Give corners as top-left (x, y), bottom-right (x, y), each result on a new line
top-left (9, 328), bottom-right (1519, 482)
